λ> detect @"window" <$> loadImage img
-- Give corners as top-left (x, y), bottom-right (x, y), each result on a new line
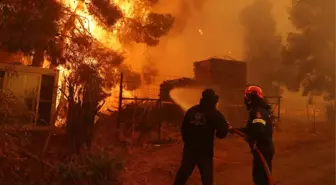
top-left (6, 72), bottom-right (40, 124)
top-left (37, 75), bottom-right (55, 125)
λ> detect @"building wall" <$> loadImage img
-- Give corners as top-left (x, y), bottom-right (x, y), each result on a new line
top-left (0, 63), bottom-right (58, 125)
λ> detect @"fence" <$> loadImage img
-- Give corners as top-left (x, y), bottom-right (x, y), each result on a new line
top-left (281, 96), bottom-right (334, 134)
top-left (115, 72), bottom-right (184, 143)
top-left (112, 71), bottom-right (333, 138)
top-left (266, 96), bottom-right (282, 130)
top-left (113, 72), bottom-right (285, 142)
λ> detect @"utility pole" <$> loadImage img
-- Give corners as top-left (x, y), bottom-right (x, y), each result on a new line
top-left (117, 73), bottom-right (123, 129)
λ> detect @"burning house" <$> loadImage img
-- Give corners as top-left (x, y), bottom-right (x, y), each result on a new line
top-left (0, 62), bottom-right (59, 126)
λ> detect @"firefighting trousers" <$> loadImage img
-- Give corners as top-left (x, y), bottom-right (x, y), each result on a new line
top-left (252, 150), bottom-right (274, 185)
top-left (173, 149), bottom-right (213, 185)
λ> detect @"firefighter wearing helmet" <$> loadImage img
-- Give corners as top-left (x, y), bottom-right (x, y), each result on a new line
top-left (239, 85), bottom-right (275, 185)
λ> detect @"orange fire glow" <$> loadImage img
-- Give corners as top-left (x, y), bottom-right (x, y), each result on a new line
top-left (53, 0), bottom-right (154, 125)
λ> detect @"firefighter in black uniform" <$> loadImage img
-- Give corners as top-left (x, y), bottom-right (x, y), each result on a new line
top-left (173, 89), bottom-right (229, 185)
top-left (235, 85), bottom-right (275, 185)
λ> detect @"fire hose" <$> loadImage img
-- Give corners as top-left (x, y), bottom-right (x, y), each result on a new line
top-left (231, 128), bottom-right (274, 185)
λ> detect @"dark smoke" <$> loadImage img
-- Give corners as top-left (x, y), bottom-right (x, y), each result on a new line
top-left (142, 59), bottom-right (158, 84)
top-left (164, 0), bottom-right (209, 36)
top-left (279, 0), bottom-right (335, 100)
top-left (240, 0), bottom-right (282, 95)
top-left (120, 65), bottom-right (142, 91)
top-left (120, 13), bottom-right (174, 46)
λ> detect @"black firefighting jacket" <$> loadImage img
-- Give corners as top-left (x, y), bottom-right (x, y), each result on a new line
top-left (181, 105), bottom-right (229, 157)
top-left (240, 106), bottom-right (274, 153)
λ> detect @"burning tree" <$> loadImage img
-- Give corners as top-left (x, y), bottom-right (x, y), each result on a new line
top-left (0, 0), bottom-right (64, 66)
top-left (0, 0), bottom-right (175, 151)
top-left (240, 0), bottom-right (282, 95)
top-left (0, 0), bottom-right (174, 66)
top-left (279, 0), bottom-right (335, 100)
top-left (59, 34), bottom-right (123, 152)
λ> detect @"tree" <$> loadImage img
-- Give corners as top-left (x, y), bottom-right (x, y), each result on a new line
top-left (0, 0), bottom-right (174, 66)
top-left (240, 0), bottom-right (282, 95)
top-left (0, 0), bottom-right (64, 66)
top-left (279, 0), bottom-right (335, 100)
top-left (0, 0), bottom-right (175, 151)
top-left (59, 34), bottom-right (123, 151)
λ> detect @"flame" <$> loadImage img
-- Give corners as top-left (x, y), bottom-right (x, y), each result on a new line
top-left (62, 0), bottom-right (122, 50)
top-left (55, 0), bottom-right (149, 123)
top-left (56, 65), bottom-right (70, 108)
top-left (61, 0), bottom-right (151, 50)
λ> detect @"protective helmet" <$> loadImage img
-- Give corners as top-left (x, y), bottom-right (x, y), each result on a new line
top-left (244, 85), bottom-right (264, 109)
top-left (244, 85), bottom-right (264, 99)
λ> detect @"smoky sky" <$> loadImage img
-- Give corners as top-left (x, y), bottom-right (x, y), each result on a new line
top-left (127, 0), bottom-right (293, 79)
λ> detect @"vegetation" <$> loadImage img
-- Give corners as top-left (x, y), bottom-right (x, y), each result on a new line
top-left (0, 0), bottom-right (174, 183)
top-left (47, 149), bottom-right (124, 185)
top-left (0, 0), bottom-right (334, 184)
top-left (280, 0), bottom-right (335, 100)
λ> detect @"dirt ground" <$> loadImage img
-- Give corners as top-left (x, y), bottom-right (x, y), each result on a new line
top-left (121, 119), bottom-right (335, 185)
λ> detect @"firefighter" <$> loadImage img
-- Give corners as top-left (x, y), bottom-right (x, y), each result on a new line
top-left (173, 89), bottom-right (229, 185)
top-left (233, 85), bottom-right (275, 185)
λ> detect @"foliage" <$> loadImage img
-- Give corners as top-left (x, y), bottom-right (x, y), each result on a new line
top-left (279, 0), bottom-right (335, 100)
top-left (119, 13), bottom-right (175, 46)
top-left (119, 101), bottom-right (161, 130)
top-left (240, 0), bottom-right (282, 94)
top-left (50, 149), bottom-right (124, 185)
top-left (118, 100), bottom-right (184, 144)
top-left (88, 0), bottom-right (123, 27)
top-left (0, 0), bottom-right (175, 151)
top-left (0, 0), bottom-right (174, 66)
top-left (57, 34), bottom-right (123, 152)
top-left (0, 0), bottom-right (65, 66)
top-left (0, 89), bottom-right (17, 124)
top-left (0, 88), bottom-right (36, 125)
top-left (0, 130), bottom-right (124, 185)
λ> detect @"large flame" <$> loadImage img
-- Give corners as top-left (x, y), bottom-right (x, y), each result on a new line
top-left (54, 0), bottom-right (152, 125)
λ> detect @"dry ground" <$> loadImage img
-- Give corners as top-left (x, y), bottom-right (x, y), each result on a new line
top-left (121, 119), bottom-right (335, 185)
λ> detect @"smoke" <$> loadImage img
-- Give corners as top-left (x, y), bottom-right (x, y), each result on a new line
top-left (122, 0), bottom-right (211, 80)
top-left (123, 0), bottom-right (211, 79)
top-left (153, 0), bottom-right (209, 36)
top-left (124, 0), bottom-right (292, 82)
top-left (142, 58), bottom-right (158, 84)
top-left (239, 0), bottom-right (282, 94)
top-left (279, 0), bottom-right (335, 100)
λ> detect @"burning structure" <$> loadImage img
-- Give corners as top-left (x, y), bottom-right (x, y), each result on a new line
top-left (0, 62), bottom-right (59, 126)
top-left (160, 57), bottom-right (248, 126)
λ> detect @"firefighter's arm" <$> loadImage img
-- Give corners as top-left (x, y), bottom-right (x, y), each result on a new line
top-left (214, 111), bottom-right (229, 139)
top-left (232, 119), bottom-right (249, 133)
top-left (246, 116), bottom-right (266, 142)
top-left (237, 127), bottom-right (248, 133)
